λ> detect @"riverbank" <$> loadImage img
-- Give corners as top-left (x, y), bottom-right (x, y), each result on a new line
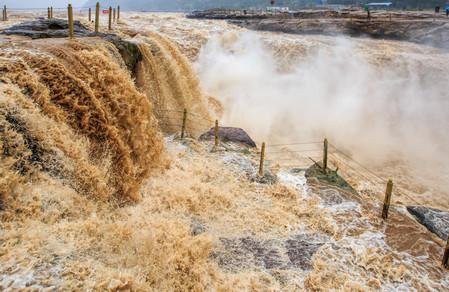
top-left (188, 8), bottom-right (449, 49)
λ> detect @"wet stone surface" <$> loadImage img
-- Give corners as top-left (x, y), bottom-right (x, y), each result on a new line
top-left (2, 19), bottom-right (142, 73)
top-left (199, 127), bottom-right (257, 148)
top-left (214, 234), bottom-right (327, 272)
top-left (407, 206), bottom-right (449, 240)
top-left (2, 18), bottom-right (92, 38)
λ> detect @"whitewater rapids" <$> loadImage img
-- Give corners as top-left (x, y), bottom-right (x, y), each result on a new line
top-left (0, 10), bottom-right (448, 291)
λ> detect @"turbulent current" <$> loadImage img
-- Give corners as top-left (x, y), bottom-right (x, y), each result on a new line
top-left (0, 10), bottom-right (448, 291)
top-left (125, 13), bottom-right (449, 210)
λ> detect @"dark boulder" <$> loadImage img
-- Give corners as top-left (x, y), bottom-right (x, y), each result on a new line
top-left (407, 206), bottom-right (449, 240)
top-left (199, 127), bottom-right (257, 148)
top-left (2, 18), bottom-right (92, 38)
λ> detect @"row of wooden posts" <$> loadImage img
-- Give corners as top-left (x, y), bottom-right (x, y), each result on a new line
top-left (61, 3), bottom-right (120, 39)
top-left (177, 109), bottom-right (449, 269)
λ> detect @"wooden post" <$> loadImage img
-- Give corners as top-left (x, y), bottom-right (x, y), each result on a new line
top-left (214, 120), bottom-right (219, 147)
top-left (95, 2), bottom-right (100, 33)
top-left (443, 235), bottom-right (449, 269)
top-left (108, 7), bottom-right (112, 30)
top-left (68, 4), bottom-right (74, 39)
top-left (181, 109), bottom-right (187, 139)
top-left (113, 8), bottom-right (116, 23)
top-left (382, 179), bottom-right (393, 220)
top-left (48, 7), bottom-right (51, 19)
top-left (117, 5), bottom-right (120, 21)
top-left (3, 5), bottom-right (6, 21)
top-left (258, 142), bottom-right (266, 177)
top-left (323, 138), bottom-right (328, 171)
top-left (51, 7), bottom-right (53, 18)
top-left (88, 8), bottom-right (91, 22)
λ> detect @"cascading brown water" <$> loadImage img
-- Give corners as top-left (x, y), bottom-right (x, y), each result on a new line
top-left (135, 32), bottom-right (213, 135)
top-left (0, 38), bottom-right (165, 203)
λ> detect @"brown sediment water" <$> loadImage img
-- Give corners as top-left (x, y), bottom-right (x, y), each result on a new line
top-left (0, 37), bottom-right (165, 202)
top-left (135, 32), bottom-right (213, 136)
top-left (1, 11), bottom-right (449, 291)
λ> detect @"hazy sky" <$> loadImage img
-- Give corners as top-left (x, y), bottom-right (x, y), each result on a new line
top-left (3, 0), bottom-right (87, 8)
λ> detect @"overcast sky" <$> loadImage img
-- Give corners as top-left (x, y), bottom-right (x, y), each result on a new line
top-left (3, 0), bottom-right (88, 8)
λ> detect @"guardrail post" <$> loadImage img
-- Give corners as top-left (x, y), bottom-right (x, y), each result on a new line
top-left (214, 120), bottom-right (219, 147)
top-left (382, 179), bottom-right (393, 219)
top-left (323, 138), bottom-right (328, 171)
top-left (117, 5), bottom-right (120, 21)
top-left (443, 235), bottom-right (449, 269)
top-left (68, 4), bottom-right (74, 39)
top-left (88, 7), bottom-right (91, 22)
top-left (95, 2), bottom-right (100, 33)
top-left (108, 6), bottom-right (112, 30)
top-left (258, 142), bottom-right (266, 177)
top-left (181, 109), bottom-right (187, 139)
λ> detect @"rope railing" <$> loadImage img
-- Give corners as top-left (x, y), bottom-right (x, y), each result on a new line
top-left (327, 142), bottom-right (422, 206)
top-left (259, 137), bottom-right (424, 216)
top-left (154, 108), bottom-right (216, 139)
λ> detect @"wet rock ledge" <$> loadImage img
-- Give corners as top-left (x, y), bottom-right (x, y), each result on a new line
top-left (407, 206), bottom-right (449, 240)
top-left (1, 18), bottom-right (142, 73)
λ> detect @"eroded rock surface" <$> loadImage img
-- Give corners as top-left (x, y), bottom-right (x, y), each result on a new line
top-left (2, 18), bottom-right (92, 38)
top-left (199, 127), bottom-right (257, 148)
top-left (407, 206), bottom-right (449, 240)
top-left (214, 234), bottom-right (327, 272)
top-left (1, 18), bottom-right (142, 73)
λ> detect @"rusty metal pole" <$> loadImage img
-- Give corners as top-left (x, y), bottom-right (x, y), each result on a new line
top-left (382, 179), bottom-right (393, 220)
top-left (108, 7), bottom-right (112, 30)
top-left (68, 4), bottom-right (74, 39)
top-left (214, 120), bottom-right (219, 147)
top-left (443, 235), bottom-right (449, 269)
top-left (323, 138), bottom-right (328, 171)
top-left (88, 7), bottom-right (91, 22)
top-left (258, 142), bottom-right (266, 177)
top-left (181, 109), bottom-right (187, 139)
top-left (117, 5), bottom-right (120, 21)
top-left (95, 2), bottom-right (100, 34)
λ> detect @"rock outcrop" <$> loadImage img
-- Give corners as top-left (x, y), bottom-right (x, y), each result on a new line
top-left (407, 206), bottom-right (449, 240)
top-left (199, 127), bottom-right (257, 148)
top-left (188, 9), bottom-right (449, 49)
top-left (2, 18), bottom-right (92, 38)
top-left (216, 234), bottom-right (327, 271)
top-left (1, 18), bottom-right (142, 73)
